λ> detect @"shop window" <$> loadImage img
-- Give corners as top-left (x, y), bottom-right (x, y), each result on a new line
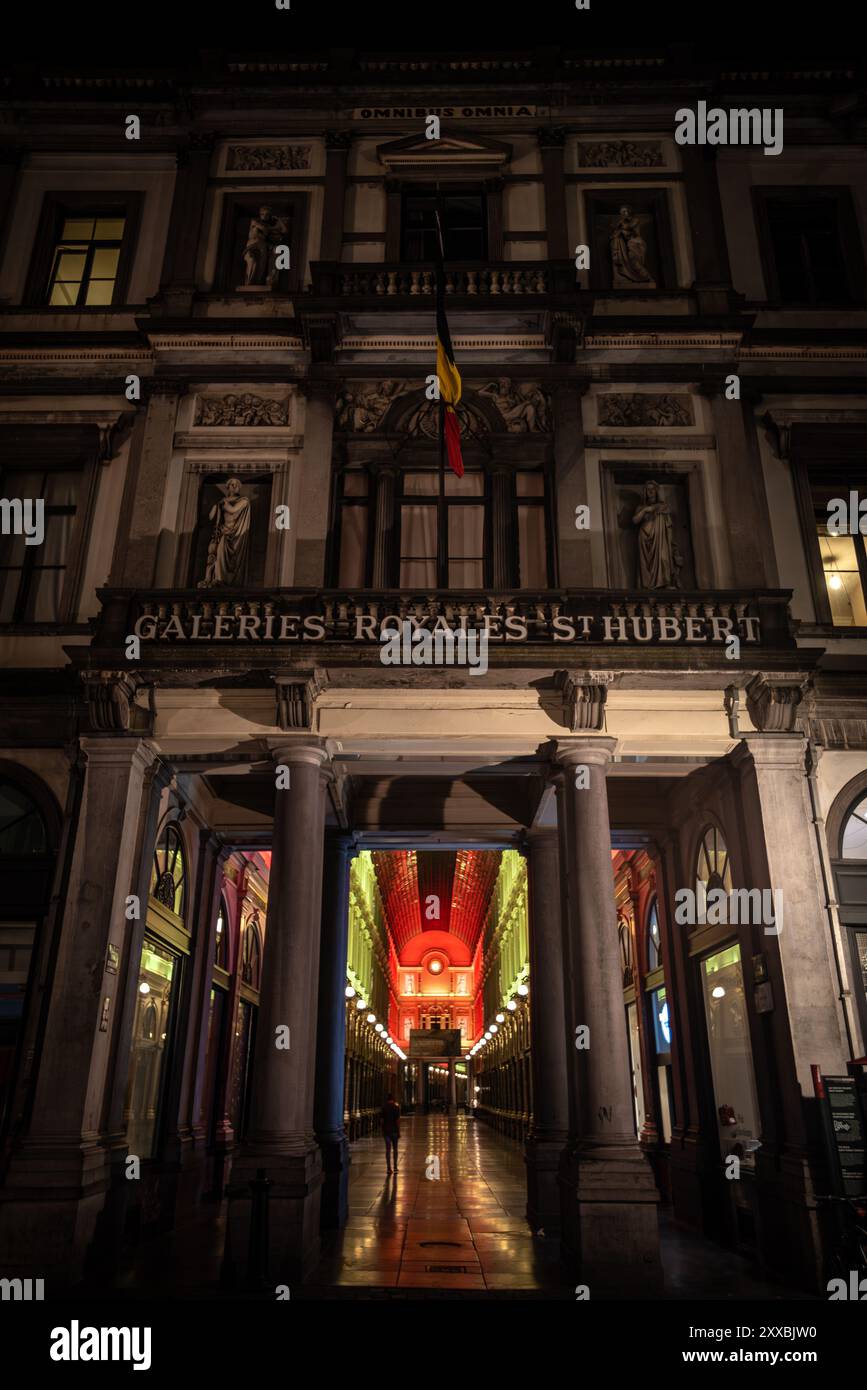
top-left (647, 898), bottom-right (662, 971)
top-left (701, 944), bottom-right (761, 1167)
top-left (241, 915), bottom-right (262, 988)
top-left (626, 1000), bottom-right (646, 1136)
top-left (214, 896), bottom-right (229, 970)
top-left (150, 823), bottom-right (187, 921)
top-left (830, 784), bottom-right (867, 1040)
top-left (124, 937), bottom-right (179, 1160)
top-left (24, 193), bottom-right (142, 307)
top-left (618, 913), bottom-right (634, 987)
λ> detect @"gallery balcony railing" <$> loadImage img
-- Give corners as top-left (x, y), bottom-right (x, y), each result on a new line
top-left (84, 586), bottom-right (799, 660)
top-left (308, 259), bottom-right (580, 301)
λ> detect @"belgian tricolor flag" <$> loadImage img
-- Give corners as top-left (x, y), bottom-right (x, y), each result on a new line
top-left (434, 214), bottom-right (464, 478)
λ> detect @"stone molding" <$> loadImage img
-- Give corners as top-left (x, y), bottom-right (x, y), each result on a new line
top-left (554, 672), bottom-right (610, 732)
top-left (81, 671), bottom-right (151, 735)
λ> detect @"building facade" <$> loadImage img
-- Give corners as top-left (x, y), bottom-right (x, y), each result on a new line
top-left (0, 48), bottom-right (865, 1296)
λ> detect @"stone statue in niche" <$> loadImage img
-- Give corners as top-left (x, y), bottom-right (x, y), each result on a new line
top-left (632, 480), bottom-right (683, 589)
top-left (198, 477), bottom-right (252, 587)
top-left (609, 205), bottom-right (656, 289)
top-left (241, 205), bottom-right (290, 288)
top-left (478, 379), bottom-right (551, 432)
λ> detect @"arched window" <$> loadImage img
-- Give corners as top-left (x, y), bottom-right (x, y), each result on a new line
top-left (647, 899), bottom-right (662, 971)
top-left (840, 794), bottom-right (867, 860)
top-left (696, 824), bottom-right (733, 897)
top-left (214, 896), bottom-right (229, 970)
top-left (0, 779), bottom-right (48, 856)
top-left (241, 914), bottom-right (261, 989)
top-left (618, 912), bottom-right (634, 987)
top-left (151, 823), bottom-right (186, 920)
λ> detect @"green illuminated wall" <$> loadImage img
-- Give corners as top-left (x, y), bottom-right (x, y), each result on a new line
top-left (481, 849), bottom-right (529, 1018)
top-left (346, 850), bottom-right (390, 1020)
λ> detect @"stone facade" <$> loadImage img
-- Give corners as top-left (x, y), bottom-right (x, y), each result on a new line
top-left (0, 46), bottom-right (865, 1300)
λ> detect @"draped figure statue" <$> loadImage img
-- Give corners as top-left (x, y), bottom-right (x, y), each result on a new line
top-left (609, 205), bottom-right (656, 288)
top-left (632, 480), bottom-right (682, 589)
top-left (199, 477), bottom-right (252, 587)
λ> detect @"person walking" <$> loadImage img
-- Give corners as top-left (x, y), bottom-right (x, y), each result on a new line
top-left (381, 1093), bottom-right (401, 1174)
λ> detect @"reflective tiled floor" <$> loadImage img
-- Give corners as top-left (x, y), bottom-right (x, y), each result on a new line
top-left (314, 1113), bottom-right (564, 1292)
top-left (108, 1113), bottom-right (816, 1299)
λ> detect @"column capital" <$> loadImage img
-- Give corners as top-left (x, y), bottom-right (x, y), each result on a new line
top-left (550, 734), bottom-right (618, 768)
top-left (78, 735), bottom-right (159, 773)
top-left (266, 737), bottom-right (332, 771)
top-left (731, 732), bottom-right (809, 772)
top-left (525, 824), bottom-right (559, 847)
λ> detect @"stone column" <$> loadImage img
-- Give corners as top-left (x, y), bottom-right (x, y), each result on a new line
top-left (490, 467), bottom-right (515, 587)
top-left (706, 387), bottom-right (774, 588)
top-left (229, 740), bottom-right (331, 1283)
top-left (0, 737), bottom-right (158, 1282)
top-left (679, 145), bottom-right (733, 314)
top-left (537, 126), bottom-right (569, 259)
top-left (524, 827), bottom-right (570, 1232)
top-left (372, 464), bottom-right (398, 588)
top-left (155, 134), bottom-right (214, 315)
top-left (119, 381), bottom-right (181, 586)
top-left (553, 738), bottom-right (662, 1290)
top-left (553, 384), bottom-right (591, 586)
top-left (447, 1059), bottom-right (457, 1116)
top-left (314, 831), bottom-right (358, 1230)
top-left (294, 383), bottom-right (337, 585)
top-left (321, 132), bottom-right (350, 260)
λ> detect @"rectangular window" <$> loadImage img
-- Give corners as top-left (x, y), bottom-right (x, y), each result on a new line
top-left (25, 194), bottom-right (142, 307)
top-left (333, 465), bottom-right (552, 589)
top-left (0, 468), bottom-right (82, 624)
top-left (753, 188), bottom-right (866, 305)
top-left (701, 944), bottom-right (761, 1169)
top-left (817, 525), bottom-right (867, 627)
top-left (48, 215), bottom-right (125, 307)
top-left (125, 937), bottom-right (179, 1161)
top-left (401, 189), bottom-right (487, 261)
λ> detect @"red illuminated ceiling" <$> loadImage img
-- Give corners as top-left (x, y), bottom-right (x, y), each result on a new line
top-left (372, 850), bottom-right (501, 955)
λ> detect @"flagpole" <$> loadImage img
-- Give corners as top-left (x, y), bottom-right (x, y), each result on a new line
top-left (436, 209), bottom-right (447, 586)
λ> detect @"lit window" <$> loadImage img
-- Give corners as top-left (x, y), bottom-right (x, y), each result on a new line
top-left (818, 525), bottom-right (867, 627)
top-left (150, 824), bottom-right (186, 920)
top-left (696, 825), bottom-right (733, 901)
top-left (646, 901), bottom-right (661, 971)
top-left (47, 214), bottom-right (126, 307)
top-left (841, 795), bottom-right (867, 860)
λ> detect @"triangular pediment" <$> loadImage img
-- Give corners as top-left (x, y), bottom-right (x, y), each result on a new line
top-left (377, 126), bottom-right (512, 173)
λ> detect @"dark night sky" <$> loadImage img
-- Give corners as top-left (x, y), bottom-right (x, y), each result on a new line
top-left (2, 0), bottom-right (858, 70)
